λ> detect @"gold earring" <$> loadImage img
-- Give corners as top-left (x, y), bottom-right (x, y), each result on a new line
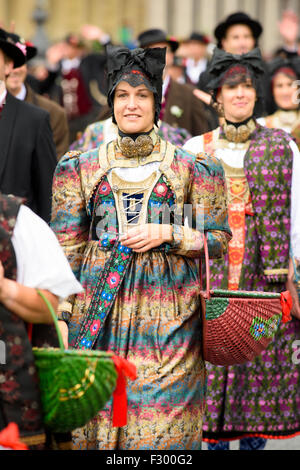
top-left (212, 101), bottom-right (224, 117)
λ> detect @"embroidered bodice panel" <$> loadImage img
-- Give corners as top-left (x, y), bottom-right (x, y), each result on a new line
top-left (107, 167), bottom-right (162, 233)
top-left (89, 136), bottom-right (179, 242)
top-left (220, 159), bottom-right (251, 208)
top-left (214, 145), bottom-right (252, 211)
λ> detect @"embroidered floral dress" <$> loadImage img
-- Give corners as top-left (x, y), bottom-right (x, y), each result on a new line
top-left (257, 110), bottom-right (300, 268)
top-left (51, 131), bottom-right (231, 450)
top-left (184, 123), bottom-right (300, 441)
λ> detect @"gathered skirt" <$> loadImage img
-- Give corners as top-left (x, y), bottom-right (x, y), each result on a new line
top-left (203, 214), bottom-right (300, 441)
top-left (69, 243), bottom-right (207, 450)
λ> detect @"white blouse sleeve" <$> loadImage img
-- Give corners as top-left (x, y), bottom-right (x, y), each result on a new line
top-left (290, 140), bottom-right (300, 260)
top-left (11, 205), bottom-right (83, 298)
top-left (256, 117), bottom-right (266, 127)
top-left (183, 136), bottom-right (204, 154)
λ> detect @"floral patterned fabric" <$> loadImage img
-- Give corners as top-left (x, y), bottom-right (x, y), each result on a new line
top-left (244, 125), bottom-right (293, 283)
top-left (260, 112), bottom-right (300, 293)
top-left (197, 125), bottom-right (300, 441)
top-left (51, 134), bottom-right (231, 450)
top-left (73, 173), bottom-right (177, 352)
top-left (69, 119), bottom-right (192, 153)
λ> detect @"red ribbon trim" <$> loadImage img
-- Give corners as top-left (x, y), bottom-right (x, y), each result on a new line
top-left (280, 290), bottom-right (293, 323)
top-left (0, 423), bottom-right (28, 450)
top-left (245, 208), bottom-right (254, 216)
top-left (27, 324), bottom-right (33, 342)
top-left (111, 355), bottom-right (137, 428)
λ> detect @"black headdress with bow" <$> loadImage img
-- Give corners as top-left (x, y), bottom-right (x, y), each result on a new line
top-left (205, 47), bottom-right (266, 116)
top-left (106, 45), bottom-right (166, 125)
top-left (206, 47), bottom-right (265, 91)
top-left (268, 56), bottom-right (300, 79)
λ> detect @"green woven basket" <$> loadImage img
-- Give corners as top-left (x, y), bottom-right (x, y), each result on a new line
top-left (32, 292), bottom-right (117, 433)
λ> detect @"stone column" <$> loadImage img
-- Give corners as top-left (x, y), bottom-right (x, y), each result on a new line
top-left (287, 0), bottom-right (300, 15)
top-left (0, 0), bottom-right (9, 28)
top-left (47, 0), bottom-right (89, 41)
top-left (261, 0), bottom-right (281, 55)
top-left (89, 0), bottom-right (121, 43)
top-left (31, 0), bottom-right (50, 56)
top-left (242, 0), bottom-right (260, 19)
top-left (8, 0), bottom-right (36, 38)
top-left (144, 0), bottom-right (168, 31)
top-left (171, 0), bottom-right (193, 37)
top-left (222, 0), bottom-right (240, 17)
top-left (46, 0), bottom-right (69, 41)
top-left (61, 0), bottom-right (88, 32)
top-left (197, 0), bottom-right (218, 38)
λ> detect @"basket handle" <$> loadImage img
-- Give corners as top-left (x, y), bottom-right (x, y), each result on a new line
top-left (200, 232), bottom-right (211, 299)
top-left (37, 289), bottom-right (65, 351)
top-left (291, 251), bottom-right (300, 283)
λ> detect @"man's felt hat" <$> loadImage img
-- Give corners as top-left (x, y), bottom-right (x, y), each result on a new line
top-left (137, 29), bottom-right (179, 53)
top-left (214, 12), bottom-right (263, 48)
top-left (6, 32), bottom-right (37, 62)
top-left (185, 32), bottom-right (210, 45)
top-left (0, 28), bottom-right (26, 68)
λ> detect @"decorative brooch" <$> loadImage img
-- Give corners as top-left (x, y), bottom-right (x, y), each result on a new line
top-left (119, 135), bottom-right (154, 158)
top-left (223, 119), bottom-right (256, 144)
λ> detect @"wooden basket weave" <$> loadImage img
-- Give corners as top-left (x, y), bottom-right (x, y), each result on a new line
top-left (200, 235), bottom-right (292, 366)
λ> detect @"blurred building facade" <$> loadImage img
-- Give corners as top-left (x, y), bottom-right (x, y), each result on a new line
top-left (0, 0), bottom-right (299, 56)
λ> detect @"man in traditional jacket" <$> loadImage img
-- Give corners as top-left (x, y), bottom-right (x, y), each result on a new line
top-left (6, 33), bottom-right (69, 160)
top-left (0, 28), bottom-right (57, 222)
top-left (137, 28), bottom-right (216, 136)
top-left (177, 32), bottom-right (210, 86)
top-left (41, 27), bottom-right (111, 143)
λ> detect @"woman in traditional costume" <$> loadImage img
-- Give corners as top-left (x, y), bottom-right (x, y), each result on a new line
top-left (50, 46), bottom-right (231, 450)
top-left (257, 56), bottom-right (300, 147)
top-left (184, 47), bottom-right (300, 450)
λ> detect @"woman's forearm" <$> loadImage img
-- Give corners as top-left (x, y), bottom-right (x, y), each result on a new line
top-left (0, 278), bottom-right (58, 324)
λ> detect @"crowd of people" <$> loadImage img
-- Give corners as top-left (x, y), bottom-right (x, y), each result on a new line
top-left (0, 7), bottom-right (299, 451)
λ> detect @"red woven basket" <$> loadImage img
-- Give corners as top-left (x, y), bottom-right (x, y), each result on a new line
top-left (200, 235), bottom-right (292, 366)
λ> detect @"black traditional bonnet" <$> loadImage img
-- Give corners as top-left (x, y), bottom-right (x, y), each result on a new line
top-left (268, 56), bottom-right (300, 80)
top-left (268, 56), bottom-right (300, 111)
top-left (106, 45), bottom-right (166, 125)
top-left (206, 47), bottom-right (265, 115)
